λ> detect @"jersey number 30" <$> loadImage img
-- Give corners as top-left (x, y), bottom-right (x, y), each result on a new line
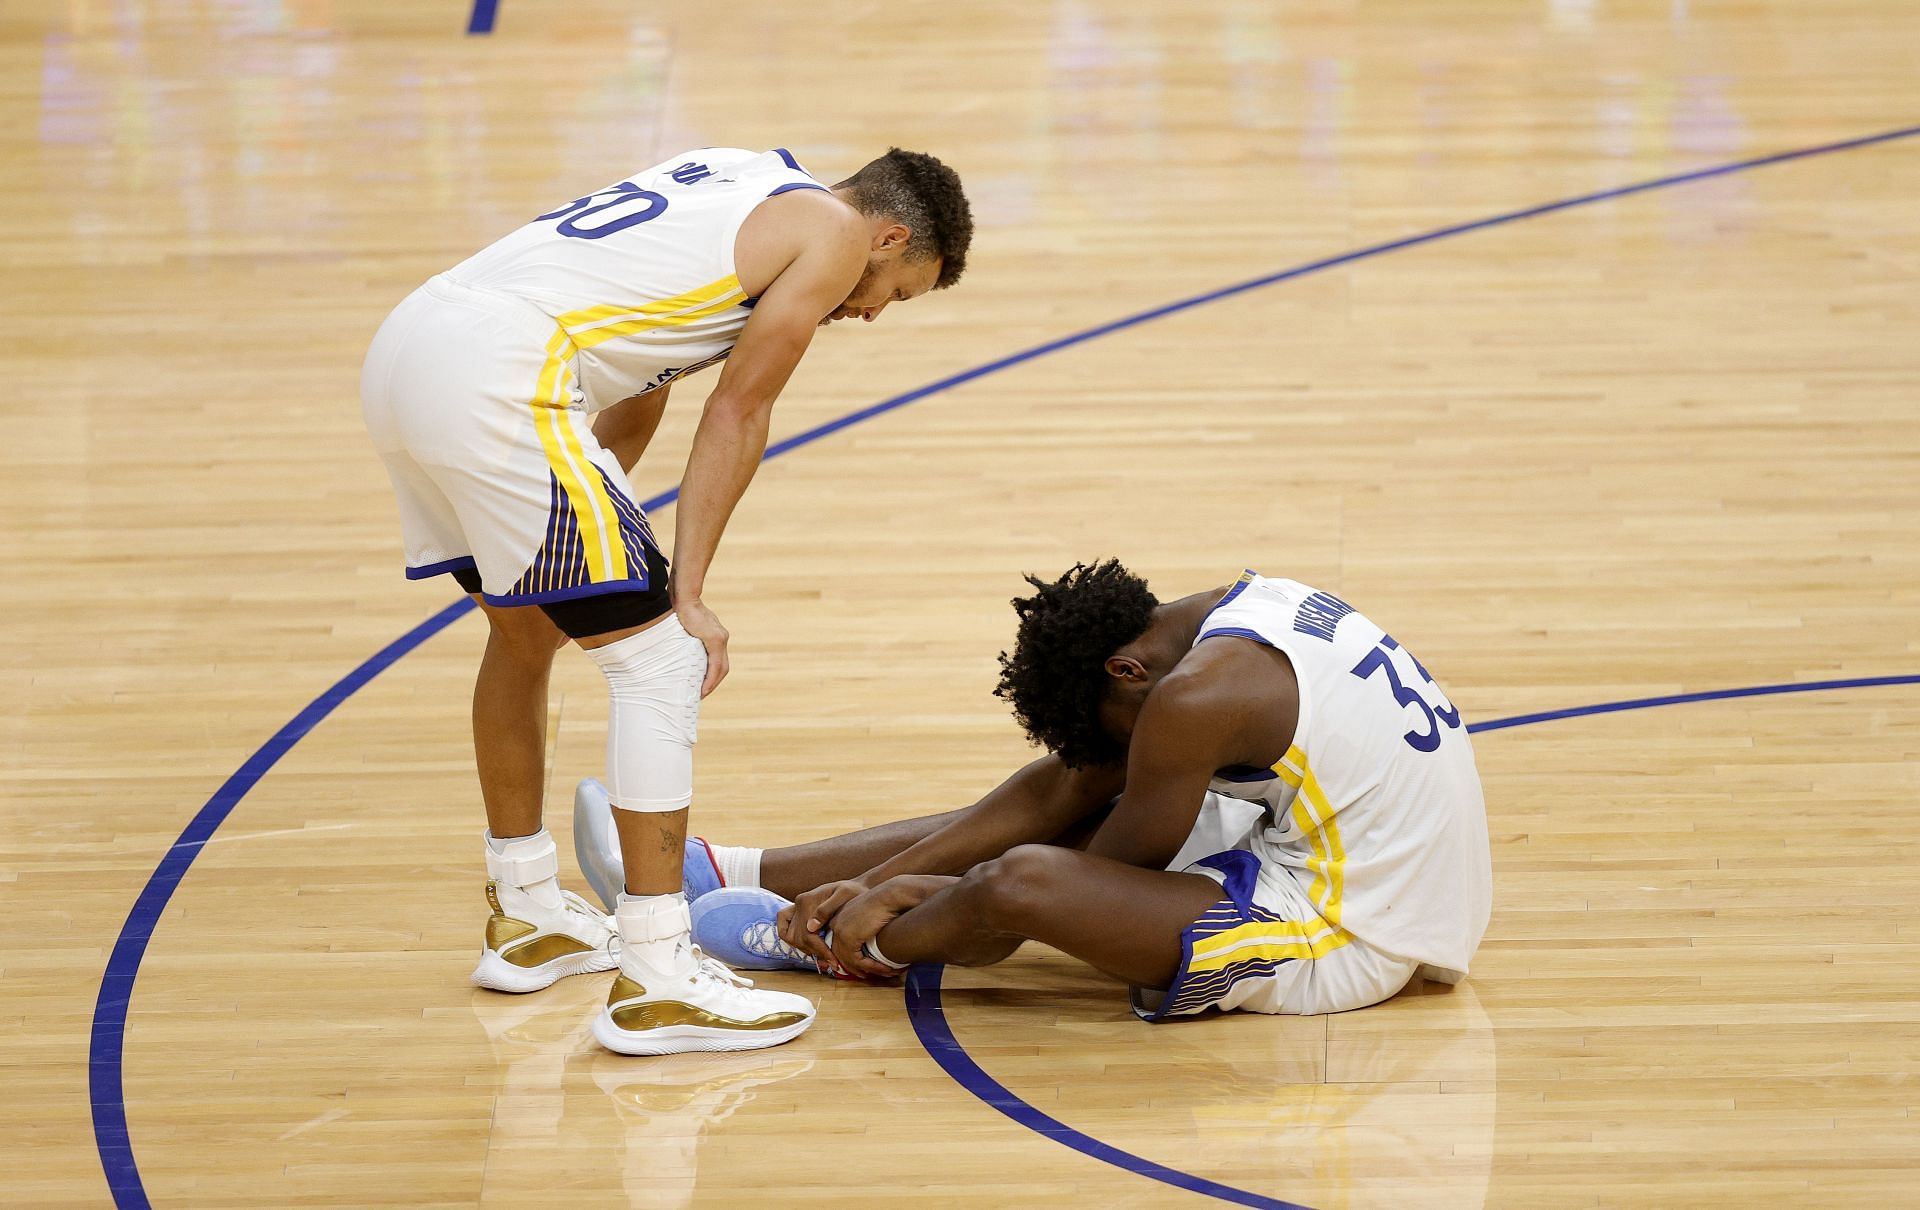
top-left (1349, 635), bottom-right (1462, 752)
top-left (534, 182), bottom-right (668, 239)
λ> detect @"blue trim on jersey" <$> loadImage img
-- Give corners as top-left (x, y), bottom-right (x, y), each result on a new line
top-left (404, 556), bottom-right (477, 581)
top-left (1196, 625), bottom-right (1273, 648)
top-left (1211, 764), bottom-right (1278, 784)
top-left (771, 147), bottom-right (808, 173)
top-left (767, 181), bottom-right (830, 199)
top-left (1214, 569), bottom-right (1258, 610)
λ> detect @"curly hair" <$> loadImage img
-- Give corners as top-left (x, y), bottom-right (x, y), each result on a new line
top-left (834, 148), bottom-right (973, 289)
top-left (993, 560), bottom-right (1160, 768)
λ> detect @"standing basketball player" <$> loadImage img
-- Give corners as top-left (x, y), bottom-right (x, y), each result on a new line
top-left (360, 148), bottom-right (972, 1055)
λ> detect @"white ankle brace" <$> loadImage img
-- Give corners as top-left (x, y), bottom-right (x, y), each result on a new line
top-left (617, 892), bottom-right (692, 972)
top-left (617, 892), bottom-right (690, 942)
top-left (484, 830), bottom-right (562, 910)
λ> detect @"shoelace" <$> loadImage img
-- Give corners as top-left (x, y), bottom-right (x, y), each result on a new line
top-left (557, 891), bottom-right (625, 960)
top-left (688, 943), bottom-right (754, 989)
top-left (574, 886), bottom-right (758, 991)
top-left (561, 889), bottom-right (607, 920)
top-left (743, 920), bottom-right (805, 961)
top-left (600, 939), bottom-right (755, 992)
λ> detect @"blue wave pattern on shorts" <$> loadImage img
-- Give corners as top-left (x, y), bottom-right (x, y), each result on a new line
top-left (510, 468), bottom-right (660, 597)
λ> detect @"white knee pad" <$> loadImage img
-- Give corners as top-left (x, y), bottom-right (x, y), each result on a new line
top-left (583, 615), bottom-right (705, 813)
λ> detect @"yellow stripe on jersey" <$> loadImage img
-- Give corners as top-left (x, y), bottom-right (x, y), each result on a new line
top-left (1273, 745), bottom-right (1348, 927)
top-left (1183, 744), bottom-right (1356, 974)
top-left (557, 274), bottom-right (747, 347)
top-left (527, 327), bottom-right (627, 583)
top-left (570, 288), bottom-right (747, 351)
top-left (519, 274), bottom-right (748, 587)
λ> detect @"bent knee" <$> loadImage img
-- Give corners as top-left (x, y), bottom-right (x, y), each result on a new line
top-left (968, 844), bottom-right (1071, 932)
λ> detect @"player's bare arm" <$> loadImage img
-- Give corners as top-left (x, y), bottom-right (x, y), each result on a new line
top-left (777, 753), bottom-right (1124, 966)
top-left (863, 754), bottom-right (1125, 884)
top-left (1085, 637), bottom-right (1299, 870)
top-left (670, 193), bottom-right (868, 695)
top-left (591, 384), bottom-right (672, 474)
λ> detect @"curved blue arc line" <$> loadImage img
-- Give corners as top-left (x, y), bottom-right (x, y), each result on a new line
top-left (904, 967), bottom-right (1312, 1210)
top-left (87, 122), bottom-right (1920, 1207)
top-left (903, 672), bottom-right (1918, 1208)
top-left (87, 599), bottom-right (473, 1207)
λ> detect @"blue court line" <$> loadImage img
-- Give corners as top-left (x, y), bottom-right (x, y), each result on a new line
top-left (902, 674), bottom-right (1920, 1207)
top-left (86, 598), bottom-right (472, 1205)
top-left (87, 122), bottom-right (1920, 1207)
top-left (1464, 673), bottom-right (1920, 734)
top-left (904, 965), bottom-right (1314, 1210)
top-left (466, 0), bottom-right (498, 36)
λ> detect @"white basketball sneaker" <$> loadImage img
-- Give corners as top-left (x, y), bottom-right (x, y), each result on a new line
top-left (471, 830), bottom-right (619, 993)
top-left (593, 893), bottom-right (816, 1056)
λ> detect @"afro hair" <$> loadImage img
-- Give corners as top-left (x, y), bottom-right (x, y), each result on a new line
top-left (993, 560), bottom-right (1160, 768)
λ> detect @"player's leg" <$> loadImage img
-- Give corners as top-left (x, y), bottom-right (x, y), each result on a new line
top-left (673, 801), bottom-right (1116, 974)
top-left (757, 810), bottom-right (969, 898)
top-left (674, 810), bottom-right (975, 975)
top-left (529, 480), bottom-right (813, 1054)
top-left (547, 572), bottom-right (694, 902)
top-left (574, 788), bottom-right (970, 908)
top-left (883, 845), bottom-right (1419, 1018)
top-left (461, 583), bottom-right (623, 993)
top-left (683, 795), bottom-right (1255, 975)
top-left (870, 844), bottom-right (1224, 987)
top-left (361, 278), bottom-right (614, 996)
top-left (461, 578), bottom-right (568, 839)
top-left (699, 790), bottom-right (1231, 904)
top-left (576, 791), bottom-right (1122, 910)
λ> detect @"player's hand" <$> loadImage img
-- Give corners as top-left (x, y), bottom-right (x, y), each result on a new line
top-left (779, 879), bottom-right (866, 971)
top-left (675, 597), bottom-right (730, 697)
top-left (827, 886), bottom-right (915, 978)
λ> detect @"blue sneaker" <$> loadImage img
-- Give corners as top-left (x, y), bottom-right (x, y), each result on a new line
top-left (690, 887), bottom-right (822, 973)
top-left (572, 778), bottom-right (728, 912)
top-left (682, 835), bottom-right (725, 903)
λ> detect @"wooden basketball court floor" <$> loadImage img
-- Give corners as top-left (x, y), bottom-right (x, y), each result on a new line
top-left (5, 1), bottom-right (1918, 1205)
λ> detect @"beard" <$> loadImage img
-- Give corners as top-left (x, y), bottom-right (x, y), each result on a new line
top-left (846, 255), bottom-right (884, 304)
top-left (821, 256), bottom-right (888, 325)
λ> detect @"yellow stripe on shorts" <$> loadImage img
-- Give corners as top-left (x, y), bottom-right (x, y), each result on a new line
top-left (528, 328), bottom-right (627, 583)
top-left (1188, 917), bottom-right (1351, 972)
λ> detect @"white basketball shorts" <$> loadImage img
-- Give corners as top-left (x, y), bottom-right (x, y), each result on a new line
top-left (1133, 802), bottom-right (1421, 1020)
top-left (360, 274), bottom-right (663, 604)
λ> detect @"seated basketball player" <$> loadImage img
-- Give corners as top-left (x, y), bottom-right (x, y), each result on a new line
top-left (578, 561), bottom-right (1492, 1019)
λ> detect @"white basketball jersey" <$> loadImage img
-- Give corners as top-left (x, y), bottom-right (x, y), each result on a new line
top-left (446, 147), bottom-right (828, 410)
top-left (1198, 572), bottom-right (1492, 979)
